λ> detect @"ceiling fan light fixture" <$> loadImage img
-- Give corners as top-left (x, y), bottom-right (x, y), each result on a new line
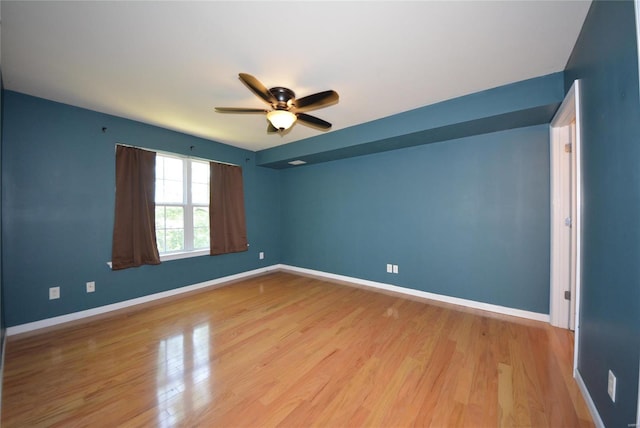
top-left (267, 110), bottom-right (296, 131)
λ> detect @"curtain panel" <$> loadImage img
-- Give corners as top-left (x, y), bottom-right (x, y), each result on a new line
top-left (111, 145), bottom-right (161, 270)
top-left (210, 162), bottom-right (248, 255)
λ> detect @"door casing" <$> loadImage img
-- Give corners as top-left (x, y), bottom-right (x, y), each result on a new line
top-left (549, 79), bottom-right (582, 373)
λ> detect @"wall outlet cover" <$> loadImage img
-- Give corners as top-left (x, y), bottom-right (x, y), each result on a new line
top-left (607, 369), bottom-right (617, 402)
top-left (49, 286), bottom-right (60, 300)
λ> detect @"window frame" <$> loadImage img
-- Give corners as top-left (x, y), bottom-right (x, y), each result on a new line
top-left (155, 152), bottom-right (210, 261)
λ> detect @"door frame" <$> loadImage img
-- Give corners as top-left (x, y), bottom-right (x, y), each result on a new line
top-left (549, 79), bottom-right (582, 372)
top-left (635, 0), bottom-right (640, 424)
top-left (635, 2), bottom-right (640, 425)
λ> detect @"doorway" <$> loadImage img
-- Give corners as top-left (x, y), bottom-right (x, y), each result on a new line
top-left (549, 80), bottom-right (582, 371)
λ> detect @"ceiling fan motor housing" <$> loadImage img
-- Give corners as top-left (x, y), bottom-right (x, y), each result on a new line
top-left (269, 87), bottom-right (296, 109)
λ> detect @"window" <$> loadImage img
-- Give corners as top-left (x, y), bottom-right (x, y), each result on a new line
top-left (155, 154), bottom-right (210, 258)
top-left (111, 144), bottom-right (247, 270)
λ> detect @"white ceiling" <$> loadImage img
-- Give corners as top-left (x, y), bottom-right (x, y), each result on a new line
top-left (1, 1), bottom-right (591, 152)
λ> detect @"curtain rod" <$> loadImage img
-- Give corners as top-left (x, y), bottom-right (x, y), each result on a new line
top-left (115, 142), bottom-right (239, 167)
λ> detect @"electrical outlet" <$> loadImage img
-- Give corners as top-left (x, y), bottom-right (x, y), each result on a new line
top-left (86, 281), bottom-right (96, 293)
top-left (608, 370), bottom-right (617, 402)
top-left (259, 252), bottom-right (264, 260)
top-left (49, 286), bottom-right (60, 300)
top-left (386, 264), bottom-right (393, 273)
top-left (393, 265), bottom-right (399, 274)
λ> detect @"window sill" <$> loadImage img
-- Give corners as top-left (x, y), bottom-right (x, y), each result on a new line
top-left (107, 249), bottom-right (209, 269)
top-left (160, 249), bottom-right (209, 262)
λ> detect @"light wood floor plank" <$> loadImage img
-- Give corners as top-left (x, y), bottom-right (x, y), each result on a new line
top-left (2, 272), bottom-right (593, 427)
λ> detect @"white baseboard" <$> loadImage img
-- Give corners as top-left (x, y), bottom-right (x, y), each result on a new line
top-left (6, 265), bottom-right (280, 336)
top-left (7, 263), bottom-right (549, 336)
top-left (575, 369), bottom-right (604, 428)
top-left (277, 264), bottom-right (550, 323)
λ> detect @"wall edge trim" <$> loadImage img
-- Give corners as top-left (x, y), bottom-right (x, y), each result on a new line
top-left (575, 369), bottom-right (605, 428)
top-left (6, 265), bottom-right (281, 336)
top-left (278, 264), bottom-right (550, 322)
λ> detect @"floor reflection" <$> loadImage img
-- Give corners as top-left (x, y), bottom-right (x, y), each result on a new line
top-left (156, 323), bottom-right (211, 427)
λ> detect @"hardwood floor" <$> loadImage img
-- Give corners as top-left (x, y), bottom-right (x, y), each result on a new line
top-left (2, 272), bottom-right (593, 427)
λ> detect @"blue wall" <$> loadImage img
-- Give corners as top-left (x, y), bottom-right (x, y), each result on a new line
top-left (1, 91), bottom-right (281, 326)
top-left (281, 124), bottom-right (550, 313)
top-left (564, 1), bottom-right (640, 426)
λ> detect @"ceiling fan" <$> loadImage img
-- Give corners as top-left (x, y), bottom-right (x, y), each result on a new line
top-left (215, 73), bottom-right (339, 133)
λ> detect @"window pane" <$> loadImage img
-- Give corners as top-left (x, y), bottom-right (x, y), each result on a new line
top-left (165, 229), bottom-right (184, 252)
top-left (192, 161), bottom-right (209, 184)
top-left (155, 206), bottom-right (166, 229)
top-left (156, 155), bottom-right (184, 204)
top-left (192, 183), bottom-right (209, 204)
top-left (193, 207), bottom-right (209, 228)
top-left (163, 157), bottom-right (183, 181)
top-left (156, 157), bottom-right (165, 180)
top-left (194, 227), bottom-right (209, 249)
top-left (156, 229), bottom-right (166, 253)
top-left (156, 179), bottom-right (183, 204)
top-left (194, 207), bottom-right (209, 249)
top-left (165, 207), bottom-right (184, 229)
top-left (156, 206), bottom-right (184, 254)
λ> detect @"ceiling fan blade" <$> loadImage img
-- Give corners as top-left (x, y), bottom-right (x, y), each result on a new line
top-left (215, 107), bottom-right (268, 113)
top-left (295, 90), bottom-right (339, 112)
top-left (239, 73), bottom-right (277, 105)
top-left (296, 113), bottom-right (332, 129)
top-left (267, 122), bottom-right (278, 133)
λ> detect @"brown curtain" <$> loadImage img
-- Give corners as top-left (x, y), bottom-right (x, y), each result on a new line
top-left (210, 162), bottom-right (248, 255)
top-left (111, 145), bottom-right (160, 270)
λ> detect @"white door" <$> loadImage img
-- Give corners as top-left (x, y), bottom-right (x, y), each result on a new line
top-left (568, 120), bottom-right (577, 330)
